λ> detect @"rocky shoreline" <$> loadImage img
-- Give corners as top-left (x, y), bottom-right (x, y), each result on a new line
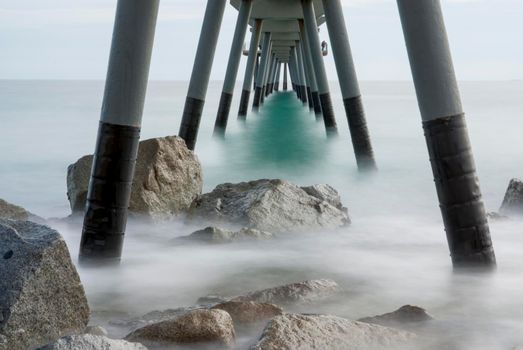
top-left (2, 137), bottom-right (523, 349)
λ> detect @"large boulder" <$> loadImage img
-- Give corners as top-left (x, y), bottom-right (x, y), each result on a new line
top-left (188, 180), bottom-right (349, 232)
top-left (125, 309), bottom-right (235, 349)
top-left (179, 226), bottom-right (275, 244)
top-left (358, 305), bottom-right (433, 328)
top-left (0, 198), bottom-right (43, 222)
top-left (500, 178), bottom-right (523, 215)
top-left (232, 279), bottom-right (339, 306)
top-left (67, 135), bottom-right (202, 218)
top-left (211, 301), bottom-right (283, 329)
top-left (250, 314), bottom-right (415, 350)
top-left (0, 220), bottom-right (90, 350)
top-left (38, 334), bottom-right (148, 350)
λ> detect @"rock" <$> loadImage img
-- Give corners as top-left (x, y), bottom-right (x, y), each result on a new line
top-left (179, 226), bottom-right (275, 244)
top-left (250, 314), bottom-right (415, 350)
top-left (301, 184), bottom-right (344, 210)
top-left (84, 325), bottom-right (108, 337)
top-left (500, 178), bottom-right (523, 215)
top-left (0, 198), bottom-right (43, 222)
top-left (110, 306), bottom-right (203, 330)
top-left (188, 179), bottom-right (349, 232)
top-left (211, 301), bottom-right (282, 329)
top-left (125, 309), bottom-right (235, 348)
top-left (67, 135), bottom-right (202, 218)
top-left (358, 305), bottom-right (433, 328)
top-left (233, 279), bottom-right (339, 306)
top-left (38, 334), bottom-right (148, 350)
top-left (0, 220), bottom-right (90, 350)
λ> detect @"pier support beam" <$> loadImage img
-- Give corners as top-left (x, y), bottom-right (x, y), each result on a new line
top-left (274, 63), bottom-right (281, 92)
top-left (323, 0), bottom-right (376, 170)
top-left (296, 42), bottom-right (308, 105)
top-left (178, 0), bottom-right (226, 150)
top-left (214, 0), bottom-right (253, 135)
top-left (79, 0), bottom-right (159, 262)
top-left (302, 0), bottom-right (337, 133)
top-left (397, 0), bottom-right (495, 268)
top-left (253, 32), bottom-right (271, 108)
top-left (283, 63), bottom-right (288, 91)
top-left (238, 19), bottom-right (263, 118)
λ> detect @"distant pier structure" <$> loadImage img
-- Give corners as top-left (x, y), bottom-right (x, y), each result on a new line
top-left (79, 0), bottom-right (496, 269)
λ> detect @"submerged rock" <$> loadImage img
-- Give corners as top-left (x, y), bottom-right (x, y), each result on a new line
top-left (67, 135), bottom-right (202, 218)
top-left (250, 314), bottom-right (415, 350)
top-left (232, 279), bottom-right (340, 306)
top-left (38, 334), bottom-right (148, 350)
top-left (500, 178), bottom-right (523, 216)
top-left (179, 226), bottom-right (275, 244)
top-left (0, 220), bottom-right (89, 350)
top-left (211, 301), bottom-right (283, 329)
top-left (359, 305), bottom-right (433, 328)
top-left (125, 309), bottom-right (235, 349)
top-left (188, 179), bottom-right (349, 232)
top-left (110, 306), bottom-right (203, 330)
top-left (0, 198), bottom-right (43, 222)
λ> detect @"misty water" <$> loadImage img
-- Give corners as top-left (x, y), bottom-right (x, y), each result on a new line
top-left (1, 80), bottom-right (523, 349)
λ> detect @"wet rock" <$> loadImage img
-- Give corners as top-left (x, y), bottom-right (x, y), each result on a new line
top-left (125, 309), bottom-right (235, 349)
top-left (84, 325), bottom-right (108, 337)
top-left (0, 220), bottom-right (89, 350)
top-left (250, 314), bottom-right (415, 350)
top-left (188, 179), bottom-right (349, 232)
top-left (179, 226), bottom-right (275, 244)
top-left (67, 135), bottom-right (202, 218)
top-left (0, 198), bottom-right (43, 222)
top-left (211, 301), bottom-right (283, 329)
top-left (500, 178), bottom-right (523, 216)
top-left (233, 279), bottom-right (339, 306)
top-left (38, 334), bottom-right (148, 350)
top-left (358, 305), bottom-right (433, 328)
top-left (110, 306), bottom-right (203, 330)
top-left (197, 295), bottom-right (230, 306)
top-left (301, 184), bottom-right (344, 210)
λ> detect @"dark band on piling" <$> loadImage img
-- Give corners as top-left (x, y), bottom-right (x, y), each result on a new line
top-left (238, 89), bottom-right (250, 118)
top-left (214, 92), bottom-right (233, 135)
top-left (312, 91), bottom-right (322, 116)
top-left (343, 96), bottom-right (377, 170)
top-left (307, 87), bottom-right (313, 110)
top-left (319, 93), bottom-right (338, 132)
top-left (253, 86), bottom-right (262, 108)
top-left (80, 122), bottom-right (140, 261)
top-left (423, 114), bottom-right (496, 267)
top-left (179, 96), bottom-right (205, 150)
top-left (301, 86), bottom-right (308, 104)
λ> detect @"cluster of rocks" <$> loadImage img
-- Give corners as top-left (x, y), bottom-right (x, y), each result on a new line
top-left (108, 279), bottom-right (427, 350)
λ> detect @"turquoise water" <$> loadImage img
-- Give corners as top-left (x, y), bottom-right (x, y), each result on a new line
top-left (1, 80), bottom-right (523, 349)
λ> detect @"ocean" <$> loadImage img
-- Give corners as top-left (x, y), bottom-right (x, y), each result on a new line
top-left (1, 80), bottom-right (522, 349)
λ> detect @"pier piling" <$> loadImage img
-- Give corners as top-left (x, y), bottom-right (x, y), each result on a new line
top-left (79, 0), bottom-right (160, 262)
top-left (397, 0), bottom-right (496, 268)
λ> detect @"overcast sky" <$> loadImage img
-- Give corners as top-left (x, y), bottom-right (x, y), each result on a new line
top-left (0, 0), bottom-right (521, 81)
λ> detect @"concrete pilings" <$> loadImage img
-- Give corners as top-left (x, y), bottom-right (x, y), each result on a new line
top-left (238, 19), bottom-right (263, 118)
top-left (253, 32), bottom-right (272, 108)
top-left (213, 0), bottom-right (253, 135)
top-left (397, 0), bottom-right (495, 268)
top-left (301, 0), bottom-right (337, 133)
top-left (323, 0), bottom-right (376, 170)
top-left (79, 0), bottom-right (160, 262)
top-left (283, 63), bottom-right (288, 91)
top-left (179, 0), bottom-right (226, 150)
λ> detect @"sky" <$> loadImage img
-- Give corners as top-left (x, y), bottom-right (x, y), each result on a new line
top-left (0, 0), bottom-right (521, 81)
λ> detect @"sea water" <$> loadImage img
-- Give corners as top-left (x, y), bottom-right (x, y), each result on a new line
top-left (1, 80), bottom-right (523, 349)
